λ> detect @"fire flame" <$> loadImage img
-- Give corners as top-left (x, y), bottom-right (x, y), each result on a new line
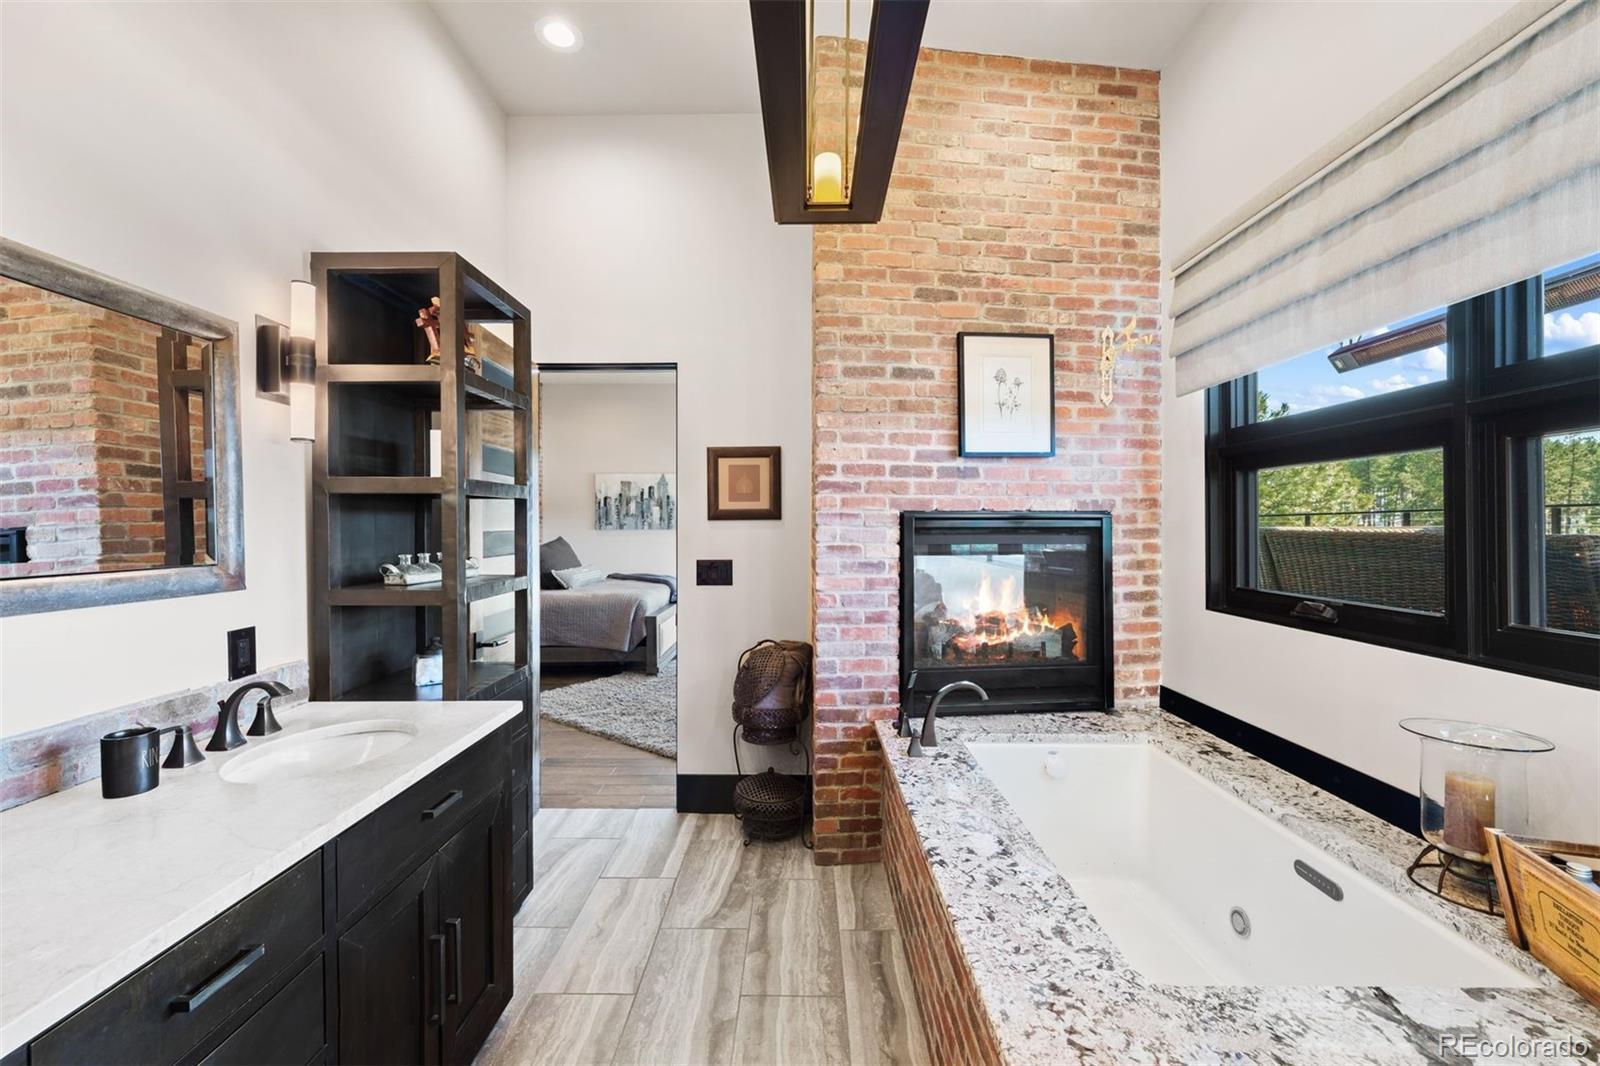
top-left (949, 572), bottom-right (1080, 650)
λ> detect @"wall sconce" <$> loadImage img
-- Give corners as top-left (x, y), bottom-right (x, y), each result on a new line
top-left (255, 280), bottom-right (316, 442)
top-left (1098, 319), bottom-right (1153, 406)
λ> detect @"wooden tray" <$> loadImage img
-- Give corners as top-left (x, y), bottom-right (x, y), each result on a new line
top-left (1484, 829), bottom-right (1600, 1007)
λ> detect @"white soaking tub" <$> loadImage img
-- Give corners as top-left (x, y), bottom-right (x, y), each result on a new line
top-left (965, 740), bottom-right (1537, 989)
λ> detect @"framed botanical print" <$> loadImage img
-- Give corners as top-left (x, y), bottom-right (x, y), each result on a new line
top-left (707, 446), bottom-right (782, 520)
top-left (957, 331), bottom-right (1055, 457)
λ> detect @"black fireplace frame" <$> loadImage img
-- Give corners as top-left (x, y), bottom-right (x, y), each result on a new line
top-left (898, 510), bottom-right (1114, 719)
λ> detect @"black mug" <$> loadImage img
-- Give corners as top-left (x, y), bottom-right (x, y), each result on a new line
top-left (101, 726), bottom-right (168, 799)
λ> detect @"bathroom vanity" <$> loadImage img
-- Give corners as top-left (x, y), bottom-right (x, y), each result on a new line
top-left (0, 699), bottom-right (528, 1064)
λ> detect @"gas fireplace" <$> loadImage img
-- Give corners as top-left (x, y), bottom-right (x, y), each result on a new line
top-left (900, 511), bottom-right (1112, 717)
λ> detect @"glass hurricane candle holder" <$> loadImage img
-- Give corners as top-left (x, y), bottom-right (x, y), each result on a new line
top-left (1400, 718), bottom-right (1554, 865)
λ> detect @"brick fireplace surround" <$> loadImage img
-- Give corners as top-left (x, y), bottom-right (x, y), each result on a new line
top-left (811, 47), bottom-right (1162, 864)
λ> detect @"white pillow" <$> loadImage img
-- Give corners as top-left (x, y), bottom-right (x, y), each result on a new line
top-left (552, 565), bottom-right (606, 589)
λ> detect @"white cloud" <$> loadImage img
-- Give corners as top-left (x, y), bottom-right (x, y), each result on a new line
top-left (1369, 373), bottom-right (1416, 393)
top-left (1545, 310), bottom-right (1600, 350)
top-left (1406, 346), bottom-right (1447, 372)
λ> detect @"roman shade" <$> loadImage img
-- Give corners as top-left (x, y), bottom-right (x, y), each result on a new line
top-left (1170, 0), bottom-right (1600, 396)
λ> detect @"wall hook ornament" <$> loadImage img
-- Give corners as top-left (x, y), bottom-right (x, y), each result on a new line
top-left (1098, 319), bottom-right (1153, 406)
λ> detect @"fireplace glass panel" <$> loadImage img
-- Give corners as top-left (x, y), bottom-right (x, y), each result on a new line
top-left (910, 534), bottom-right (1098, 670)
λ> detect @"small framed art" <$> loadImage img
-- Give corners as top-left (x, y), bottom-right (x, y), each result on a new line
top-left (957, 331), bottom-right (1055, 457)
top-left (707, 446), bottom-right (782, 520)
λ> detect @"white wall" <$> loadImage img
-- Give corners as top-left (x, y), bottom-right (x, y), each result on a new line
top-left (0, 1), bottom-right (507, 735)
top-left (1160, 1), bottom-right (1599, 840)
top-left (540, 379), bottom-right (678, 576)
top-left (507, 115), bottom-right (813, 776)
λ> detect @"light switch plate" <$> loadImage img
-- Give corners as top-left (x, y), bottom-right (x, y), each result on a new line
top-left (696, 559), bottom-right (733, 586)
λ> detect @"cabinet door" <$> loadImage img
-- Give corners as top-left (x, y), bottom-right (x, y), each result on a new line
top-left (337, 858), bottom-right (442, 1066)
top-left (436, 793), bottom-right (512, 1064)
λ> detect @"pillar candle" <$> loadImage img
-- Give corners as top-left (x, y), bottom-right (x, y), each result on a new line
top-left (1443, 771), bottom-right (1497, 856)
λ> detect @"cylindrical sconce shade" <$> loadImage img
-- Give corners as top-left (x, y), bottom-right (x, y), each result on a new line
top-left (811, 152), bottom-right (845, 204)
top-left (287, 280), bottom-right (316, 443)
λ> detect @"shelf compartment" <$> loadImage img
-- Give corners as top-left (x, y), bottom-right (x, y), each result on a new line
top-left (328, 574), bottom-right (527, 607)
top-left (341, 661), bottom-right (527, 703)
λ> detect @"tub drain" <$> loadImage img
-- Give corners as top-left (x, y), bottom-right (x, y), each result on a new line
top-left (1229, 907), bottom-right (1251, 938)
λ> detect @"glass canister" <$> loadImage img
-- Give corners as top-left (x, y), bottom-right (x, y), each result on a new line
top-left (1399, 718), bottom-right (1554, 864)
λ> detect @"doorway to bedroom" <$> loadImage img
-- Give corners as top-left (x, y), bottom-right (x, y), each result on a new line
top-left (536, 364), bottom-right (678, 808)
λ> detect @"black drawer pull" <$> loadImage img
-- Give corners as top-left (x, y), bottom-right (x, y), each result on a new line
top-left (421, 789), bottom-right (464, 821)
top-left (171, 944), bottom-right (265, 1013)
top-left (429, 933), bottom-right (446, 1025)
top-left (446, 917), bottom-right (464, 1003)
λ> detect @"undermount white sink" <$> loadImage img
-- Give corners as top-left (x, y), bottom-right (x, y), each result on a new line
top-left (220, 719), bottom-right (419, 784)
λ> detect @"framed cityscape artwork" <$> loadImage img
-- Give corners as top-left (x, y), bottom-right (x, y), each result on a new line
top-left (957, 331), bottom-right (1055, 457)
top-left (594, 473), bottom-right (676, 530)
top-left (707, 446), bottom-right (782, 520)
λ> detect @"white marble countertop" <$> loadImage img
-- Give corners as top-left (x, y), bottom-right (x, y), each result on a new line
top-left (0, 698), bottom-right (521, 1053)
top-left (876, 710), bottom-right (1600, 1064)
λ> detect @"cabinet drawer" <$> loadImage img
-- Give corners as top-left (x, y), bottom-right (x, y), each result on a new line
top-left (336, 731), bottom-right (507, 923)
top-left (199, 955), bottom-right (324, 1066)
top-left (32, 853), bottom-right (323, 1066)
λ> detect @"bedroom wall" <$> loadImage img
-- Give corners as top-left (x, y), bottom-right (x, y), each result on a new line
top-left (539, 378), bottom-right (678, 577)
top-left (1161, 0), bottom-right (1599, 841)
top-left (506, 115), bottom-right (813, 781)
top-left (0, 0), bottom-right (507, 739)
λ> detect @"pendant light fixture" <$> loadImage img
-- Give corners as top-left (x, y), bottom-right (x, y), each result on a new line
top-left (751, 0), bottom-right (928, 224)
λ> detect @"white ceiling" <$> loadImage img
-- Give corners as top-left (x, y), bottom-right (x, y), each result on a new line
top-left (430, 1), bottom-right (1209, 117)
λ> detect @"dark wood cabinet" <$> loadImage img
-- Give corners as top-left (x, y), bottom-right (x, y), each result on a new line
top-left (337, 858), bottom-right (441, 1066)
top-left (19, 722), bottom-right (524, 1066)
top-left (437, 795), bottom-right (511, 1063)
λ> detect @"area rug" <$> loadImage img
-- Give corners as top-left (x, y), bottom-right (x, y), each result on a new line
top-left (540, 660), bottom-right (677, 759)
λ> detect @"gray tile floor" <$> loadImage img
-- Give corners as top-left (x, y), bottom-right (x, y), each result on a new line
top-left (476, 809), bottom-right (930, 1066)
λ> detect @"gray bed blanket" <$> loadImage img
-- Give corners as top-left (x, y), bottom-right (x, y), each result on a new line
top-left (608, 572), bottom-right (677, 604)
top-left (541, 579), bottom-right (673, 652)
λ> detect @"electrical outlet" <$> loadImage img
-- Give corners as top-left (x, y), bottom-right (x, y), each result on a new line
top-left (696, 559), bottom-right (733, 586)
top-left (227, 626), bottom-right (257, 680)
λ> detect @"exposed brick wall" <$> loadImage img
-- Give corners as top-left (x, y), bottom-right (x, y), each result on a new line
top-left (811, 48), bottom-right (1162, 863)
top-left (0, 278), bottom-right (206, 576)
top-left (881, 765), bottom-right (1004, 1066)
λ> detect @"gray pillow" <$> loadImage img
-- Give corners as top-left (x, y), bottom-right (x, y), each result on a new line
top-left (551, 565), bottom-right (606, 590)
top-left (540, 537), bottom-right (581, 589)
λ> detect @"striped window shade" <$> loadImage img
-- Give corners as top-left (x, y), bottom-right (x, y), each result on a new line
top-left (1170, 0), bottom-right (1600, 396)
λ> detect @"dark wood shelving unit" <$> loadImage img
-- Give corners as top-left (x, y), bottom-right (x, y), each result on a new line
top-left (308, 252), bottom-right (535, 708)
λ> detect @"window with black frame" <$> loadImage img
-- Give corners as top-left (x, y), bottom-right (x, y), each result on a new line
top-left (1205, 254), bottom-right (1600, 688)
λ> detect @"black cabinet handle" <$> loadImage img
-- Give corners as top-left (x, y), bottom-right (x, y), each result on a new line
top-left (171, 944), bottom-right (265, 1013)
top-left (429, 933), bottom-right (446, 1025)
top-left (421, 789), bottom-right (464, 821)
top-left (446, 917), bottom-right (464, 1003)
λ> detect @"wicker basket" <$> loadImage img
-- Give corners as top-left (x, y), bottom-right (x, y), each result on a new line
top-left (732, 640), bottom-right (813, 746)
top-left (733, 769), bottom-right (807, 842)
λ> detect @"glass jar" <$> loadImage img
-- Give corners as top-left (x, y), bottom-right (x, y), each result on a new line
top-left (1399, 718), bottom-right (1554, 864)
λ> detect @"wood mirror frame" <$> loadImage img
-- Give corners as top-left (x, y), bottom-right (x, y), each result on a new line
top-left (0, 238), bottom-right (244, 616)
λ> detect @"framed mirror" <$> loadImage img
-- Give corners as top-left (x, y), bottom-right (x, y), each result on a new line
top-left (0, 238), bottom-right (243, 616)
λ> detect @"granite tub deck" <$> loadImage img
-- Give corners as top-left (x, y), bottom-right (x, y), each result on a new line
top-left (874, 711), bottom-right (1600, 1065)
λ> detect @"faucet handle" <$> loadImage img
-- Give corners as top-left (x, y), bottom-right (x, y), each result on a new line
top-left (247, 696), bottom-right (284, 737)
top-left (161, 725), bottom-right (206, 769)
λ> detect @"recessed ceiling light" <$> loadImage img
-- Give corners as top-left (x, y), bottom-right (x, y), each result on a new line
top-left (536, 16), bottom-right (582, 53)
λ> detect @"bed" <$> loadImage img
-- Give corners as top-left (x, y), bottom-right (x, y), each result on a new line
top-left (539, 538), bottom-right (678, 674)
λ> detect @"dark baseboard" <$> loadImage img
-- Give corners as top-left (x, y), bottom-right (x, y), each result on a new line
top-left (1159, 686), bottom-right (1418, 836)
top-left (677, 774), bottom-right (739, 814)
top-left (677, 773), bottom-right (813, 815)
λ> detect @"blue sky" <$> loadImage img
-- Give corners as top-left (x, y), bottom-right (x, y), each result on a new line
top-left (1256, 253), bottom-right (1600, 418)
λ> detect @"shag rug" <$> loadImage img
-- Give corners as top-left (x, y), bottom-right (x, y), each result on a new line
top-left (540, 659), bottom-right (677, 759)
